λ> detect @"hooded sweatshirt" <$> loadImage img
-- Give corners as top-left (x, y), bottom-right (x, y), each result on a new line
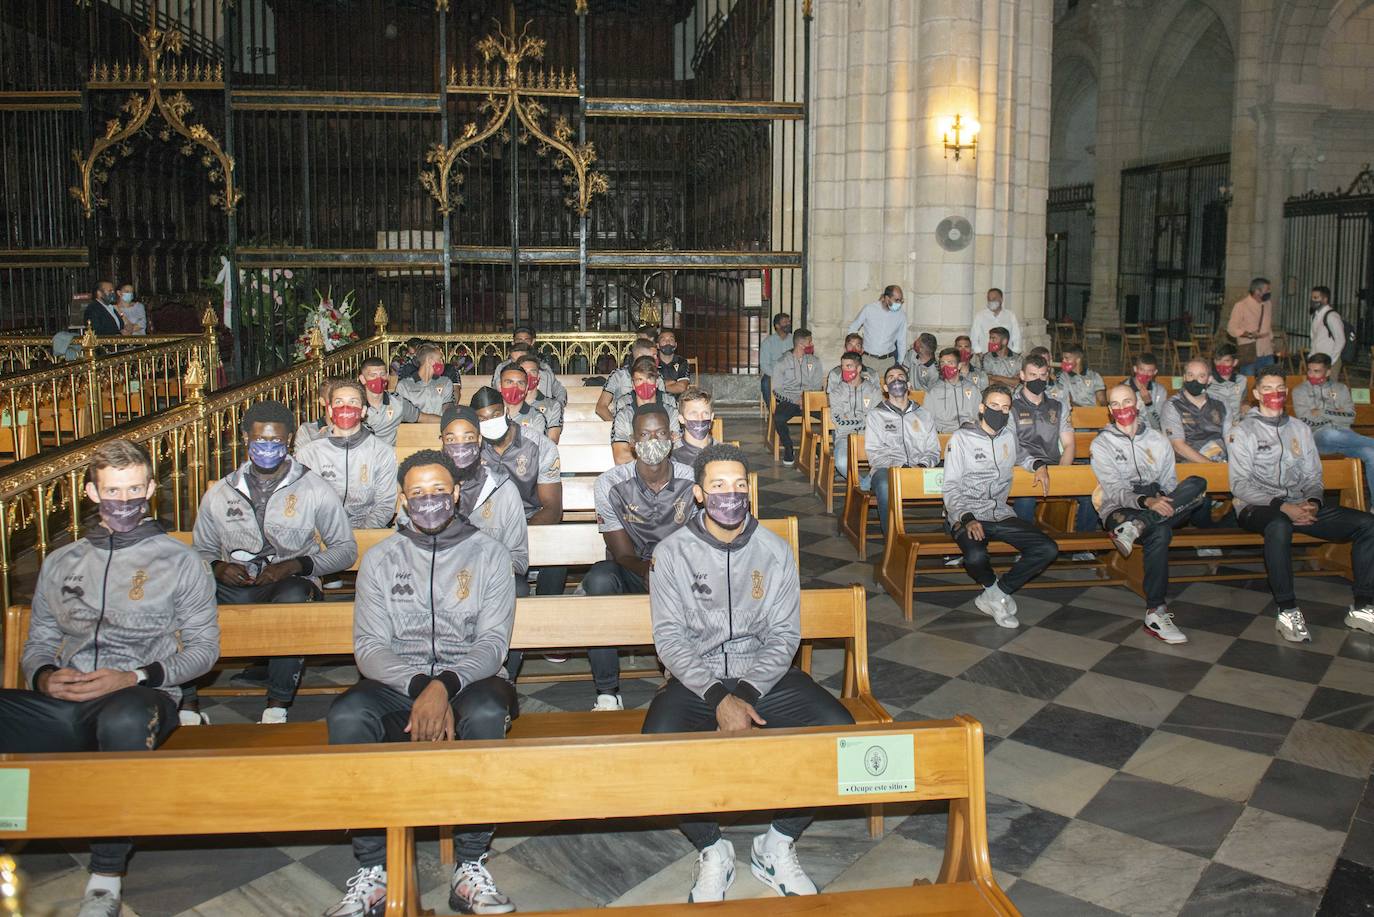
top-left (1227, 412), bottom-right (1324, 514)
top-left (943, 421), bottom-right (1019, 523)
top-left (1089, 423), bottom-right (1178, 518)
top-left (296, 427), bottom-right (399, 528)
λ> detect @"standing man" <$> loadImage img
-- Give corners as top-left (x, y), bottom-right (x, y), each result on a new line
top-left (1092, 384), bottom-right (1210, 644)
top-left (1294, 353), bottom-right (1374, 498)
top-left (769, 328), bottom-right (824, 464)
top-left (1227, 277), bottom-right (1276, 378)
top-left (0, 440), bottom-right (219, 917)
top-left (846, 285), bottom-right (907, 364)
top-left (1230, 367), bottom-right (1374, 640)
top-left (757, 312), bottom-right (793, 406)
top-left (925, 347), bottom-right (986, 433)
top-left (296, 380), bottom-right (399, 529)
top-left (84, 280), bottom-right (128, 336)
top-left (943, 384), bottom-right (1059, 629)
top-left (324, 449), bottom-right (517, 917)
top-left (358, 357), bottom-right (419, 446)
top-left (827, 351), bottom-right (883, 484)
top-left (1308, 286), bottom-right (1346, 372)
top-left (970, 288), bottom-right (1023, 355)
top-left (865, 365), bottom-right (940, 534)
top-left (644, 443), bottom-right (854, 902)
top-left (1010, 355), bottom-right (1096, 539)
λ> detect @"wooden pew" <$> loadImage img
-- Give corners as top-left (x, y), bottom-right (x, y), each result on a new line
top-left (873, 459), bottom-right (1364, 621)
top-left (0, 716), bottom-right (1016, 917)
top-left (394, 416), bottom-right (723, 448)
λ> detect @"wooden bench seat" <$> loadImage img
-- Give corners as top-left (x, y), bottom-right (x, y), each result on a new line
top-left (394, 416), bottom-right (723, 448)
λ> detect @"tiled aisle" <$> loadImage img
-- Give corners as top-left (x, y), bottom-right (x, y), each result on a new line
top-left (16, 418), bottom-right (1374, 917)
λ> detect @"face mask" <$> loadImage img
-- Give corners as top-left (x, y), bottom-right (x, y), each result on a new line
top-left (479, 416), bottom-right (509, 442)
top-left (988, 300), bottom-right (1002, 311)
top-left (887, 378), bottom-right (909, 399)
top-left (659, 345), bottom-right (676, 356)
top-left (1025, 379), bottom-right (1048, 396)
top-left (803, 345), bottom-right (815, 355)
top-left (331, 405), bottom-right (363, 430)
top-left (1060, 360), bottom-right (1075, 374)
top-left (684, 419), bottom-right (713, 440)
top-left (1261, 291), bottom-right (1272, 303)
top-left (120, 292), bottom-right (134, 303)
top-left (958, 348), bottom-right (972, 364)
top-left (634, 381), bottom-right (658, 401)
top-left (888, 300), bottom-right (902, 312)
top-left (525, 371), bottom-right (540, 389)
top-left (779, 324), bottom-right (792, 336)
top-left (444, 441), bottom-right (481, 469)
top-left (1261, 391), bottom-right (1287, 411)
top-left (1310, 301), bottom-right (1324, 314)
top-left (1111, 406), bottom-right (1138, 427)
top-left (939, 364), bottom-right (959, 381)
top-left (1215, 365), bottom-right (1234, 380)
top-left (247, 439), bottom-right (287, 471)
top-left (982, 408), bottom-right (1009, 432)
top-left (101, 291), bottom-right (115, 305)
top-left (1135, 372), bottom-right (1155, 388)
top-left (500, 386), bottom-right (526, 406)
top-left (841, 368), bottom-right (858, 383)
top-left (430, 361), bottom-right (445, 376)
top-left (704, 491), bottom-right (749, 528)
top-left (988, 341), bottom-right (1002, 353)
top-left (634, 437), bottom-right (672, 465)
top-left (407, 492), bottom-right (455, 534)
top-left (1183, 380), bottom-right (1207, 397)
top-left (98, 496), bottom-right (147, 533)
top-left (1307, 373), bottom-right (1326, 387)
top-left (364, 377), bottom-right (387, 394)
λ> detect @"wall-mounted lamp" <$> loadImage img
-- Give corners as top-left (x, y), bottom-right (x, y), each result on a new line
top-left (942, 114), bottom-right (980, 161)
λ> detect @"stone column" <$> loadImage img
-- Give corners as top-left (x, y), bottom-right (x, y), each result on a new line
top-left (1083, 1), bottom-right (1131, 331)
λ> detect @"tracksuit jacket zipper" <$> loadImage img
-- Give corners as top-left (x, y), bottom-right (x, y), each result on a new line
top-left (428, 539), bottom-right (437, 676)
top-left (91, 539), bottom-right (114, 669)
top-left (724, 550), bottom-right (732, 677)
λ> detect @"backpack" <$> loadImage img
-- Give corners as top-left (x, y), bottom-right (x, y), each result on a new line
top-left (1323, 309), bottom-right (1359, 364)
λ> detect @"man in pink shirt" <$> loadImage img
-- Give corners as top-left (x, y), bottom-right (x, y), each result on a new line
top-left (1227, 277), bottom-right (1275, 377)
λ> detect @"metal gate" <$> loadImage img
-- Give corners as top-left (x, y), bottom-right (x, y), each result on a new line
top-left (1116, 153), bottom-right (1229, 333)
top-left (1279, 164), bottom-right (1374, 352)
top-left (1045, 183), bottom-right (1093, 324)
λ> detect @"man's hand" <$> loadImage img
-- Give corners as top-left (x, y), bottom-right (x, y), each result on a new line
top-left (715, 694), bottom-right (766, 733)
top-left (1033, 466), bottom-right (1051, 496)
top-left (59, 669), bottom-right (138, 702)
top-left (1145, 495), bottom-right (1175, 517)
top-left (37, 667), bottom-right (85, 700)
top-left (214, 562), bottom-right (254, 586)
top-left (254, 559), bottom-right (303, 586)
top-left (964, 520), bottom-right (986, 542)
top-left (405, 681), bottom-right (454, 742)
top-left (1281, 501), bottom-right (1318, 526)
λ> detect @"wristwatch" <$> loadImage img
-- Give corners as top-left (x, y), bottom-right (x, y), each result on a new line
top-left (133, 668), bottom-right (149, 684)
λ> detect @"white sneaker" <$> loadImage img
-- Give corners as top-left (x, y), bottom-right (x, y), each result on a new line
top-left (1345, 605), bottom-right (1374, 634)
top-left (943, 555), bottom-right (963, 567)
top-left (1195, 548), bottom-right (1223, 558)
top-left (178, 710), bottom-right (209, 727)
top-left (260, 707), bottom-right (289, 724)
top-left (1110, 519), bottom-right (1143, 557)
top-left (688, 838), bottom-right (735, 903)
top-left (323, 866), bottom-right (387, 917)
top-left (1276, 608), bottom-right (1312, 643)
top-left (77, 888), bottom-right (121, 917)
top-left (449, 854), bottom-right (515, 914)
top-left (750, 833), bottom-right (818, 897)
top-left (591, 693), bottom-right (624, 712)
top-left (1143, 607), bottom-right (1188, 644)
top-left (1070, 551), bottom-right (1097, 562)
top-left (974, 587), bottom-right (1019, 629)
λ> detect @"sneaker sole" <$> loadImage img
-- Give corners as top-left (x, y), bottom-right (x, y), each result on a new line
top-left (448, 891), bottom-right (515, 915)
top-left (1110, 537), bottom-right (1133, 558)
top-left (750, 858), bottom-right (805, 897)
top-left (1346, 614), bottom-right (1374, 634)
top-left (1275, 627), bottom-right (1312, 643)
top-left (686, 866), bottom-right (734, 904)
top-left (1143, 624), bottom-right (1188, 645)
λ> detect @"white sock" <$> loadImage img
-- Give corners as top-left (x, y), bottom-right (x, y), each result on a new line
top-left (984, 582), bottom-right (1007, 602)
top-left (704, 837), bottom-right (732, 858)
top-left (86, 874), bottom-right (121, 896)
top-left (762, 826), bottom-right (794, 852)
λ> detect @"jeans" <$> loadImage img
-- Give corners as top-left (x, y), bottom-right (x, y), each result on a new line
top-left (1102, 475), bottom-right (1209, 607)
top-left (945, 517), bottom-right (1060, 594)
top-left (1012, 494), bottom-right (1099, 532)
top-left (183, 576), bottom-right (319, 708)
top-left (760, 374), bottom-right (771, 404)
top-left (506, 565), bottom-right (569, 683)
top-left (0, 686), bottom-right (179, 873)
top-left (576, 561), bottom-right (647, 695)
top-left (1314, 426), bottom-right (1374, 496)
top-left (641, 670), bottom-right (854, 850)
top-left (773, 398), bottom-right (802, 454)
top-left (1238, 502), bottom-right (1374, 609)
top-left (872, 467), bottom-right (893, 534)
top-left (1237, 354), bottom-right (1276, 378)
top-left (833, 433), bottom-right (869, 486)
top-left (326, 677), bottom-right (515, 866)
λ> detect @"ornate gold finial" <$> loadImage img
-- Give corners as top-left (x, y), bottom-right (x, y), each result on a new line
top-left (373, 301), bottom-right (389, 333)
top-left (575, 0), bottom-right (588, 14)
top-left (79, 321), bottom-right (99, 349)
top-left (435, 0), bottom-right (450, 10)
top-left (200, 304), bottom-right (217, 330)
top-left (307, 326), bottom-right (325, 357)
top-left (803, 0), bottom-right (813, 17)
top-left (184, 354), bottom-right (207, 393)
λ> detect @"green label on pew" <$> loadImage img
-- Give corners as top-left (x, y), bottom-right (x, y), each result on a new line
top-left (1353, 388), bottom-right (1370, 405)
top-left (128, 380), bottom-right (140, 393)
top-left (1170, 376), bottom-right (1182, 390)
top-left (922, 468), bottom-right (944, 494)
top-left (836, 736), bottom-right (915, 795)
top-left (0, 770), bottom-right (28, 830)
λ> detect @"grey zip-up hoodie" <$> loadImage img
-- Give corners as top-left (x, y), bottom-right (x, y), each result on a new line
top-left (296, 427), bottom-right (399, 529)
top-left (353, 518), bottom-right (515, 698)
top-left (864, 400), bottom-right (940, 471)
top-left (942, 421), bottom-right (1018, 523)
top-left (459, 463), bottom-right (529, 575)
top-left (1227, 412), bottom-right (1324, 513)
top-left (193, 459), bottom-right (358, 581)
top-left (771, 352), bottom-right (825, 404)
top-left (826, 375), bottom-right (883, 433)
top-left (649, 515), bottom-right (799, 706)
top-left (1089, 423), bottom-right (1178, 518)
top-left (23, 520), bottom-right (220, 700)
top-left (1292, 380), bottom-right (1356, 433)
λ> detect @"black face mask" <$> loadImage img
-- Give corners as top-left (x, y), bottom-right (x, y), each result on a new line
top-left (1024, 379), bottom-right (1048, 396)
top-left (1309, 301), bottom-right (1324, 314)
top-left (1183, 380), bottom-right (1207, 397)
top-left (982, 408), bottom-right (1009, 432)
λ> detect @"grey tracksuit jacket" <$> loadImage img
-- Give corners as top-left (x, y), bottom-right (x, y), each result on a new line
top-left (193, 459), bottom-right (358, 581)
top-left (460, 464), bottom-right (530, 575)
top-left (1089, 423), bottom-right (1178, 518)
top-left (1292, 380), bottom-right (1357, 434)
top-left (364, 393), bottom-right (420, 446)
top-left (771, 352), bottom-right (825, 404)
top-left (864, 400), bottom-right (940, 471)
top-left (394, 376), bottom-right (455, 416)
top-left (491, 358), bottom-right (568, 406)
top-left (943, 422), bottom-right (1019, 523)
top-left (649, 515), bottom-right (799, 706)
top-left (296, 428), bottom-right (399, 529)
top-left (923, 376), bottom-right (985, 433)
top-left (23, 520), bottom-right (220, 700)
top-left (826, 375), bottom-right (883, 437)
top-left (1227, 413), bottom-right (1324, 514)
top-left (353, 519), bottom-right (516, 698)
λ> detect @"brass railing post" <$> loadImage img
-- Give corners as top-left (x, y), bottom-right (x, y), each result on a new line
top-left (79, 322), bottom-right (101, 436)
top-left (201, 305), bottom-right (221, 391)
top-left (184, 355), bottom-right (208, 527)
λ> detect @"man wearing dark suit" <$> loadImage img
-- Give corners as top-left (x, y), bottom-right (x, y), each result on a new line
top-left (84, 281), bottom-right (127, 336)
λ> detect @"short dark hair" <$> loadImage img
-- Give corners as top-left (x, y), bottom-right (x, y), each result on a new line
top-left (1029, 346), bottom-right (1051, 359)
top-left (630, 355), bottom-right (659, 376)
top-left (884, 364), bottom-right (908, 383)
top-left (983, 382), bottom-right (1013, 402)
top-left (469, 386), bottom-right (503, 411)
top-left (693, 442), bottom-right (750, 485)
top-left (1214, 343), bottom-right (1238, 359)
top-left (918, 333), bottom-right (937, 351)
top-left (883, 284), bottom-right (902, 298)
top-left (792, 327), bottom-right (813, 343)
top-left (631, 339), bottom-right (657, 357)
top-left (1306, 352), bottom-right (1333, 368)
top-left (989, 326), bottom-right (1009, 340)
top-left (1312, 285), bottom-right (1331, 301)
top-left (88, 439), bottom-right (153, 487)
top-left (1022, 354), bottom-right (1048, 371)
top-left (1062, 345), bottom-right (1083, 359)
top-left (516, 354), bottom-right (542, 370)
top-left (840, 350), bottom-right (863, 364)
top-left (509, 342), bottom-right (531, 359)
top-left (498, 364), bottom-right (528, 382)
top-left (1249, 277), bottom-right (1271, 294)
top-left (397, 448), bottom-right (457, 487)
top-left (242, 400), bottom-right (296, 436)
top-left (513, 326), bottom-right (534, 338)
top-left (1136, 352), bottom-right (1159, 369)
top-left (1255, 365), bottom-right (1287, 385)
top-left (360, 357), bottom-right (387, 372)
top-left (633, 403), bottom-right (670, 429)
top-left (330, 379), bottom-right (366, 402)
top-left (988, 287), bottom-right (1003, 297)
top-left (938, 346), bottom-right (960, 360)
top-left (772, 312), bottom-right (790, 329)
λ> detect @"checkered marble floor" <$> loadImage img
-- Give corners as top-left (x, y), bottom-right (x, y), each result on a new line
top-left (16, 416), bottom-right (1374, 917)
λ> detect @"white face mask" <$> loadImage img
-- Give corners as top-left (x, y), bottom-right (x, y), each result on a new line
top-left (479, 416), bottom-right (509, 441)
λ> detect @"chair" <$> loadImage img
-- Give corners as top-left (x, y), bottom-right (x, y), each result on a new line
top-left (797, 390), bottom-right (827, 481)
top-left (1120, 331), bottom-right (1149, 371)
top-left (1082, 328), bottom-right (1109, 369)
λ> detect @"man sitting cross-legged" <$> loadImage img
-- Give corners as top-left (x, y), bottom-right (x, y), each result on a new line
top-left (1010, 354), bottom-right (1098, 548)
top-left (643, 443), bottom-right (855, 902)
top-left (586, 404), bottom-right (698, 711)
top-left (0, 440), bottom-right (220, 917)
top-left (191, 400), bottom-right (357, 724)
top-left (324, 449), bottom-right (517, 917)
top-left (296, 379), bottom-right (399, 529)
top-left (1294, 352), bottom-right (1374, 500)
top-left (1230, 367), bottom-right (1374, 641)
top-left (1092, 384), bottom-right (1211, 645)
top-left (943, 384), bottom-right (1060, 629)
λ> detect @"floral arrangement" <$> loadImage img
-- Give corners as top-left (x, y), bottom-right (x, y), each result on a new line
top-left (292, 287), bottom-right (359, 361)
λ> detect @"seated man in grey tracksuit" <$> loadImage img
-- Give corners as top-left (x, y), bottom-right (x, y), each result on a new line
top-left (943, 384), bottom-right (1059, 629)
top-left (770, 328), bottom-right (825, 464)
top-left (296, 379), bottom-right (399, 529)
top-left (924, 347), bottom-right (986, 433)
top-left (437, 405), bottom-right (529, 583)
top-left (1294, 352), bottom-right (1374, 498)
top-left (865, 364), bottom-right (940, 534)
top-left (359, 357), bottom-right (419, 446)
top-left (1091, 384), bottom-right (1210, 646)
top-left (827, 350), bottom-right (883, 483)
top-left (0, 439), bottom-right (220, 917)
top-left (1229, 367), bottom-right (1374, 642)
top-left (192, 400), bottom-right (357, 724)
top-left (643, 443), bottom-right (853, 903)
top-left (325, 449), bottom-right (516, 917)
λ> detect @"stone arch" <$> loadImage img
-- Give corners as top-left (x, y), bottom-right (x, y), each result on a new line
top-left (1136, 6), bottom-right (1235, 161)
top-left (1050, 52), bottom-right (1098, 186)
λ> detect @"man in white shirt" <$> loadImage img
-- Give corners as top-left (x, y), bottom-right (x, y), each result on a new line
top-left (1308, 285), bottom-right (1346, 373)
top-left (969, 288), bottom-right (1023, 355)
top-left (846, 285), bottom-right (907, 364)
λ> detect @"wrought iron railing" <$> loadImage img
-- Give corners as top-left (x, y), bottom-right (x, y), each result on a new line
top-left (388, 329), bottom-right (637, 378)
top-left (0, 331), bottom-right (203, 372)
